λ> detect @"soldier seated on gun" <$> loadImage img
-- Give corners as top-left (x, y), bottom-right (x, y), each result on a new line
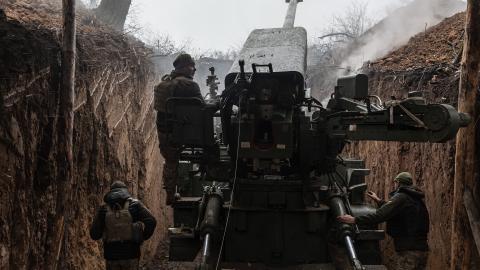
top-left (153, 53), bottom-right (204, 205)
top-left (337, 172), bottom-right (430, 270)
top-left (90, 181), bottom-right (157, 270)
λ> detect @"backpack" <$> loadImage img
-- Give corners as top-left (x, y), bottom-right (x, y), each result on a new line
top-left (154, 74), bottom-right (179, 113)
top-left (103, 199), bottom-right (133, 243)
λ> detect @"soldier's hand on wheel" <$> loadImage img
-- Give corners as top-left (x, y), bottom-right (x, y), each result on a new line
top-left (337, 215), bottom-right (356, 224)
top-left (366, 190), bottom-right (381, 202)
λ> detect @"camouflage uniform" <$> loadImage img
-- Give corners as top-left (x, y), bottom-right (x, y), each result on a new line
top-left (158, 132), bottom-right (180, 202)
top-left (154, 53), bottom-right (203, 205)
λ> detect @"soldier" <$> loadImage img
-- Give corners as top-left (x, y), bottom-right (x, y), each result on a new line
top-left (90, 181), bottom-right (157, 270)
top-left (337, 172), bottom-right (430, 270)
top-left (154, 53), bottom-right (203, 205)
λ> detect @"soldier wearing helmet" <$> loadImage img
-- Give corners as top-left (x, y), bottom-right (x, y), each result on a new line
top-left (90, 181), bottom-right (157, 270)
top-left (153, 53), bottom-right (203, 205)
top-left (337, 172), bottom-right (430, 270)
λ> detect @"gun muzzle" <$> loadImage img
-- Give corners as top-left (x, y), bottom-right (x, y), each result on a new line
top-left (283, 0), bottom-right (303, 28)
top-left (459, 112), bottom-right (471, 127)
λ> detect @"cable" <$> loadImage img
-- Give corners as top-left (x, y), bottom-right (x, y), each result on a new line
top-left (215, 100), bottom-right (242, 270)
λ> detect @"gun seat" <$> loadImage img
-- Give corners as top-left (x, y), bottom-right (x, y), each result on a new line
top-left (165, 97), bottom-right (215, 147)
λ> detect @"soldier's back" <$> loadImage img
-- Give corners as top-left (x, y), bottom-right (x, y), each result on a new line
top-left (170, 75), bottom-right (203, 100)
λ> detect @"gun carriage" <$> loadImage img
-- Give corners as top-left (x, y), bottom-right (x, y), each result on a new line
top-left (164, 1), bottom-right (470, 269)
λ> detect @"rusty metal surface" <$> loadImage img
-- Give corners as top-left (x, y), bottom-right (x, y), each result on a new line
top-left (227, 27), bottom-right (307, 77)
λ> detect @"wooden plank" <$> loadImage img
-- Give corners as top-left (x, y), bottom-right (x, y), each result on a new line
top-left (450, 0), bottom-right (480, 268)
top-left (45, 1), bottom-right (76, 269)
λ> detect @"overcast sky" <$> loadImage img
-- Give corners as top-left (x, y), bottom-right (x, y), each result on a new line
top-left (132, 0), bottom-right (411, 52)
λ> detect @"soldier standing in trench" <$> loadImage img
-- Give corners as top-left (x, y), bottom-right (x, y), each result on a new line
top-left (153, 53), bottom-right (203, 205)
top-left (90, 181), bottom-right (157, 270)
top-left (337, 172), bottom-right (430, 270)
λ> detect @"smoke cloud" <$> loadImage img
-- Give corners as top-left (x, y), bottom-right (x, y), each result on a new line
top-left (342, 0), bottom-right (466, 70)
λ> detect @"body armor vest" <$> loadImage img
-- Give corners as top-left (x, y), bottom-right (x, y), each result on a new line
top-left (104, 200), bottom-right (133, 243)
top-left (386, 192), bottom-right (429, 238)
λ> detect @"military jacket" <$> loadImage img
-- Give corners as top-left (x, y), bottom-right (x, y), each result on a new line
top-left (90, 188), bottom-right (157, 260)
top-left (154, 71), bottom-right (203, 113)
top-left (356, 186), bottom-right (429, 251)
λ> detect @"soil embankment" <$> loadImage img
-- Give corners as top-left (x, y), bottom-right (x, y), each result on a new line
top-left (344, 12), bottom-right (480, 270)
top-left (0, 1), bottom-right (169, 269)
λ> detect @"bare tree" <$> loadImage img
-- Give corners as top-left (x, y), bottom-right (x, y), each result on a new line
top-left (330, 0), bottom-right (372, 41)
top-left (141, 33), bottom-right (193, 56)
top-left (307, 0), bottom-right (373, 100)
top-left (152, 35), bottom-right (184, 55)
top-left (197, 49), bottom-right (239, 61)
top-left (89, 0), bottom-right (98, 8)
top-left (95, 0), bottom-right (131, 31)
top-left (315, 0), bottom-right (373, 66)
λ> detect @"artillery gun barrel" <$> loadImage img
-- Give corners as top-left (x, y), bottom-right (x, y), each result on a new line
top-left (283, 0), bottom-right (301, 28)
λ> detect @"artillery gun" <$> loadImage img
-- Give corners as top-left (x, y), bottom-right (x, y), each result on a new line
top-left (164, 1), bottom-right (470, 269)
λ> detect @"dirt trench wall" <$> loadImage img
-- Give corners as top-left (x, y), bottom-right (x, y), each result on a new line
top-left (343, 68), bottom-right (459, 270)
top-left (0, 2), bottom-right (169, 269)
